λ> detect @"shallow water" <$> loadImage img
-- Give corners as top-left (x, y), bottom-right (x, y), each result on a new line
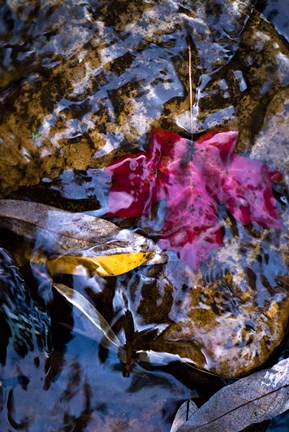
top-left (1, 0), bottom-right (289, 431)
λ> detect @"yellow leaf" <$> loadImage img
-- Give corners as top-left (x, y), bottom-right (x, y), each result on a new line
top-left (46, 252), bottom-right (153, 277)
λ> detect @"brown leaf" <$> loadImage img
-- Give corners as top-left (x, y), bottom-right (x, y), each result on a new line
top-left (0, 200), bottom-right (166, 276)
top-left (173, 357), bottom-right (289, 431)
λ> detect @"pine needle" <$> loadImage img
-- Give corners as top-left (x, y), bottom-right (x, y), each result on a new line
top-left (188, 41), bottom-right (193, 140)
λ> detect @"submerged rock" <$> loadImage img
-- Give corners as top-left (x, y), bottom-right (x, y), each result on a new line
top-left (0, 0), bottom-right (275, 195)
top-left (121, 224), bottom-right (289, 377)
top-left (1, 0), bottom-right (289, 378)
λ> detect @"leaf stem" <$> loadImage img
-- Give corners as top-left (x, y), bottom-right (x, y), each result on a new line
top-left (188, 41), bottom-right (193, 141)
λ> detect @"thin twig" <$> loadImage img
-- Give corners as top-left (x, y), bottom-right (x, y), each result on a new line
top-left (188, 41), bottom-right (193, 140)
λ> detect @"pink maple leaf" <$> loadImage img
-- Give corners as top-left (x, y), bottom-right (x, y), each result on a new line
top-left (104, 129), bottom-right (282, 270)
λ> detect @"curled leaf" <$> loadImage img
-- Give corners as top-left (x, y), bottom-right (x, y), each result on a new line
top-left (53, 283), bottom-right (121, 349)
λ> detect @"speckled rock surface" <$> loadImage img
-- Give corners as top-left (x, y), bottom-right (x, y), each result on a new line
top-left (149, 232), bottom-right (289, 377)
top-left (0, 0), bottom-right (265, 192)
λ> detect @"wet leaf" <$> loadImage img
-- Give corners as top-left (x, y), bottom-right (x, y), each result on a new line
top-left (170, 400), bottom-right (198, 432)
top-left (105, 128), bottom-right (282, 270)
top-left (53, 283), bottom-right (121, 350)
top-left (172, 357), bottom-right (289, 431)
top-left (0, 200), bottom-right (166, 276)
top-left (47, 252), bottom-right (153, 278)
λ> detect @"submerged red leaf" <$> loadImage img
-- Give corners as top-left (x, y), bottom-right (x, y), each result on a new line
top-left (104, 129), bottom-right (282, 270)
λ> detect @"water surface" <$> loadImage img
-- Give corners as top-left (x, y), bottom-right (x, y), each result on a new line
top-left (1, 1), bottom-right (289, 430)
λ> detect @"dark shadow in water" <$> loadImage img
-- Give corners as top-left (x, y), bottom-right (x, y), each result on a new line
top-left (255, 0), bottom-right (289, 43)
